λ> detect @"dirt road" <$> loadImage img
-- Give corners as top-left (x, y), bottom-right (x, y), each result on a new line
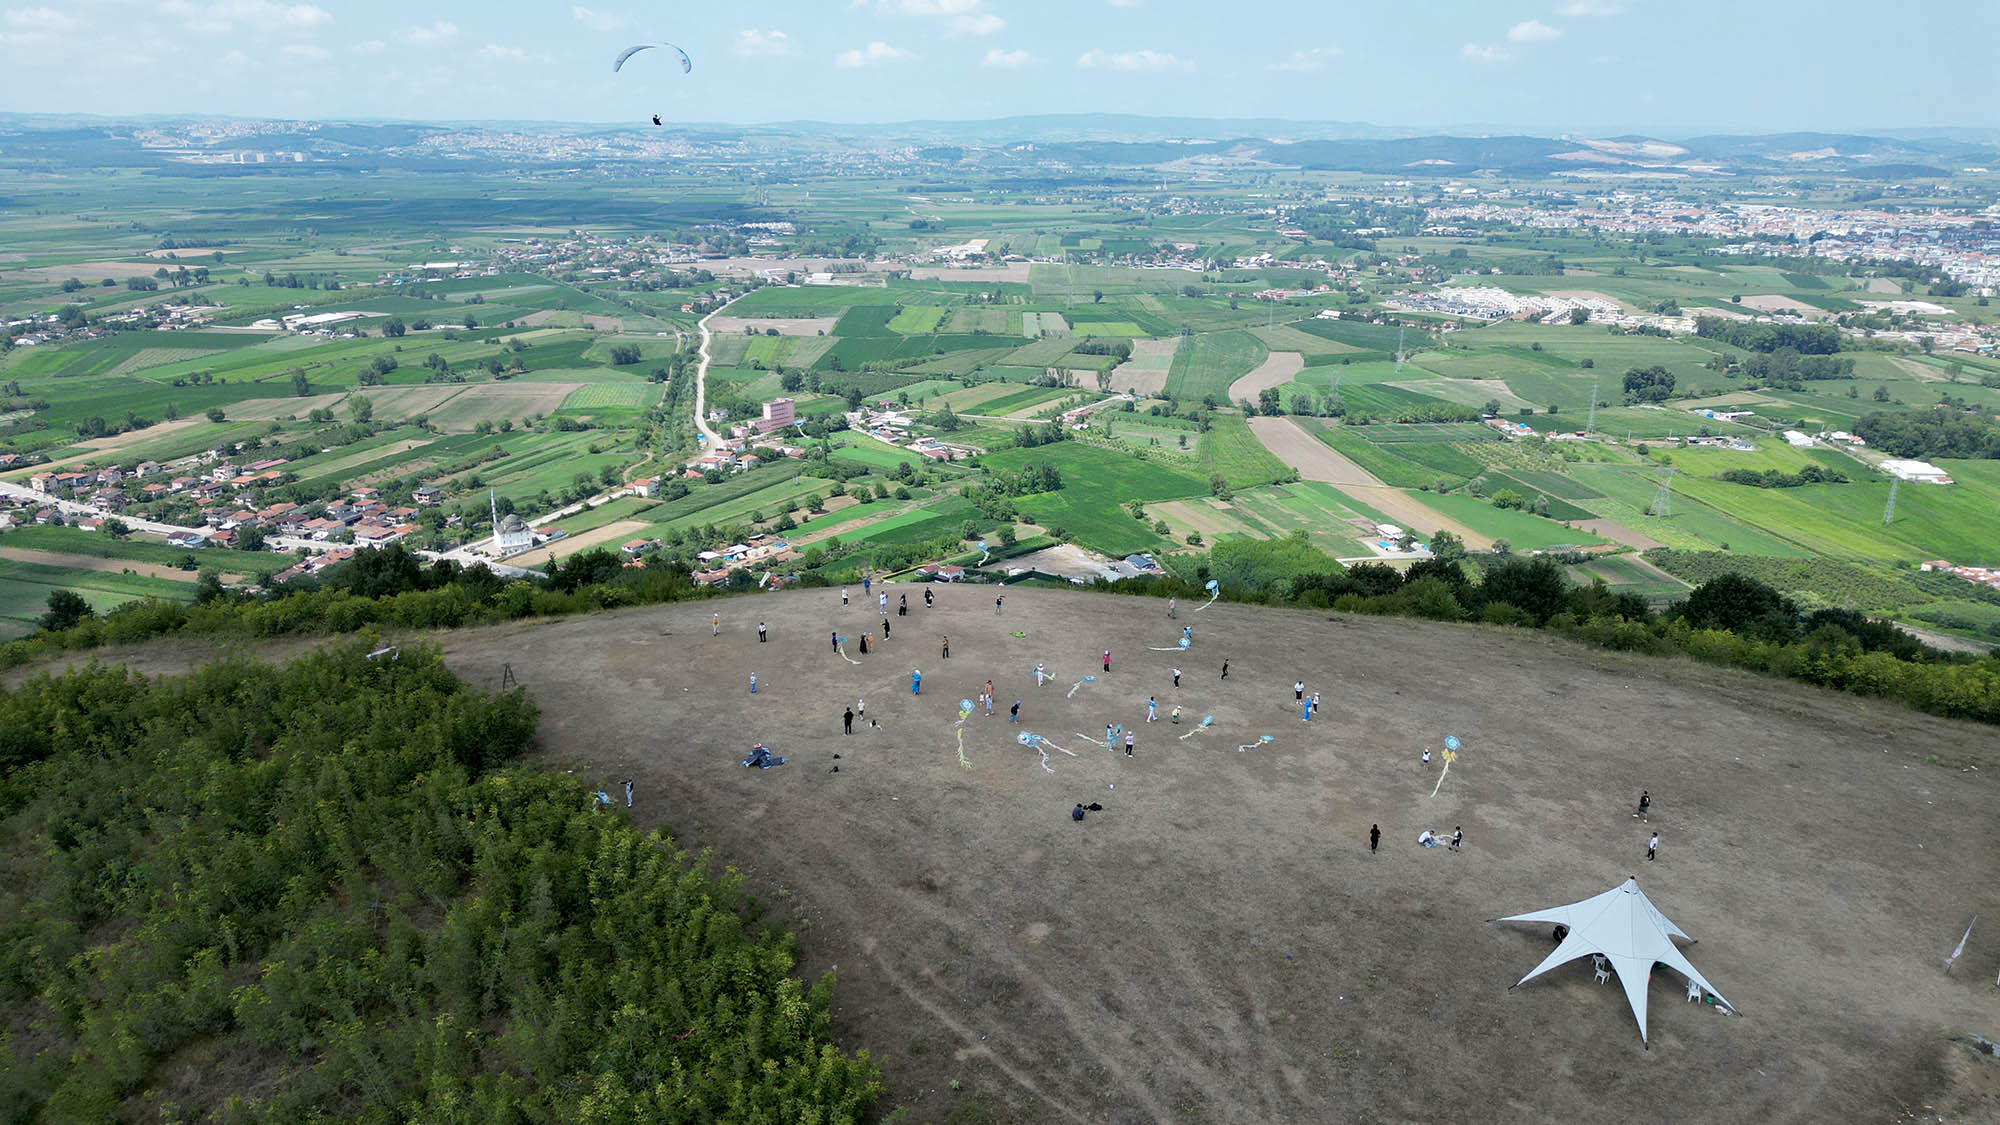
top-left (1247, 416), bottom-right (1494, 549)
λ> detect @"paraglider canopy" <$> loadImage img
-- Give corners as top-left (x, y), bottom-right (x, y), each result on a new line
top-left (614, 43), bottom-right (692, 73)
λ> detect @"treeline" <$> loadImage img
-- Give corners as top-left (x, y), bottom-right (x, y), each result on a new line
top-left (1734, 351), bottom-right (1855, 383)
top-left (1716, 465), bottom-right (1850, 488)
top-left (1854, 409), bottom-right (2000, 460)
top-left (1695, 316), bottom-right (1843, 355)
top-left (0, 642), bottom-right (879, 1120)
top-left (0, 545), bottom-right (723, 670)
top-left (1121, 533), bottom-right (2000, 725)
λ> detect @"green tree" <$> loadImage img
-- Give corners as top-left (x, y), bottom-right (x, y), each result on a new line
top-left (38, 589), bottom-right (92, 632)
top-left (1678, 572), bottom-right (1798, 641)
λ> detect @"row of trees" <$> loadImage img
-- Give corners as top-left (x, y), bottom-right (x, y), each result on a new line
top-left (0, 642), bottom-right (880, 1120)
top-left (1854, 409), bottom-right (2000, 460)
top-left (1137, 533), bottom-right (2000, 725)
top-left (1694, 316), bottom-right (1843, 355)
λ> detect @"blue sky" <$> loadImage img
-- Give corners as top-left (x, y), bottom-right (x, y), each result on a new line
top-left (0, 0), bottom-right (1992, 133)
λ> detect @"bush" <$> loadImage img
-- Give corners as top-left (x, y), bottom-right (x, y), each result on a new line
top-left (0, 643), bottom-right (881, 1118)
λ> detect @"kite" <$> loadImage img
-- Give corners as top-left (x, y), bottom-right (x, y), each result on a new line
top-left (614, 43), bottom-right (692, 73)
top-left (1196, 578), bottom-right (1220, 612)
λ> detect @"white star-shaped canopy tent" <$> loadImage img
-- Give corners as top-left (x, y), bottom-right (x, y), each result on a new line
top-left (1497, 876), bottom-right (1733, 1045)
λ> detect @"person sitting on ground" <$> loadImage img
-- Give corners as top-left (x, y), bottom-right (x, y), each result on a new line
top-left (1418, 829), bottom-right (1439, 847)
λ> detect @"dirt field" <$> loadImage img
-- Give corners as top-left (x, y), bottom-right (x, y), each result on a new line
top-left (1247, 417), bottom-right (1494, 550)
top-left (520, 310), bottom-right (624, 331)
top-left (908, 263), bottom-right (1035, 284)
top-left (1151, 498), bottom-right (1246, 540)
top-left (432, 591), bottom-right (1995, 1122)
top-left (1738, 295), bottom-right (1828, 319)
top-left (1107, 337), bottom-right (1179, 398)
top-left (0, 547), bottom-right (201, 582)
top-left (1389, 376), bottom-right (1531, 411)
top-left (417, 383), bottom-right (582, 432)
top-left (13, 590), bottom-right (2000, 1121)
top-left (1226, 351), bottom-right (1305, 404)
top-left (1, 417), bottom-right (211, 478)
top-left (519, 519), bottom-right (649, 565)
top-left (706, 316), bottom-right (840, 337)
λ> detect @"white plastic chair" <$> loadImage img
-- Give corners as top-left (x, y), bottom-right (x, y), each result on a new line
top-left (1687, 980), bottom-right (1703, 1003)
top-left (1593, 956), bottom-right (1610, 985)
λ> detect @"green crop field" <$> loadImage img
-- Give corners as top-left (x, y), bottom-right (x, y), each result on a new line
top-left (887, 306), bottom-right (950, 334)
top-left (1566, 555), bottom-right (1693, 604)
top-left (832, 439), bottom-right (922, 469)
top-left (0, 559), bottom-right (198, 639)
top-left (1164, 330), bottom-right (1267, 401)
top-left (982, 442), bottom-right (1209, 557)
top-left (1412, 493), bottom-right (1606, 551)
top-left (975, 386), bottom-right (1073, 416)
top-left (1069, 321), bottom-right (1146, 337)
top-left (560, 384), bottom-right (654, 410)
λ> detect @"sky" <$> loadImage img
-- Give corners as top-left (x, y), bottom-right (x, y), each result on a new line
top-left (0, 0), bottom-right (1994, 135)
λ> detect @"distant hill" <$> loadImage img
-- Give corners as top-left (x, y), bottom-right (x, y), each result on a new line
top-left (0, 112), bottom-right (1992, 177)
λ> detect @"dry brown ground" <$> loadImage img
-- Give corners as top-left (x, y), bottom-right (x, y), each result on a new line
top-left (519, 310), bottom-right (624, 331)
top-left (519, 519), bottom-right (649, 565)
top-left (1738, 295), bottom-right (1828, 319)
top-left (706, 316), bottom-right (840, 337)
top-left (1226, 351), bottom-right (1305, 404)
top-left (908, 263), bottom-right (1035, 284)
top-left (18, 591), bottom-right (1997, 1123)
top-left (0, 547), bottom-right (210, 583)
top-left (1, 418), bottom-right (210, 478)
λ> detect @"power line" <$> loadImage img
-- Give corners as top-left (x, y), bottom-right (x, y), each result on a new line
top-left (1648, 466), bottom-right (1676, 518)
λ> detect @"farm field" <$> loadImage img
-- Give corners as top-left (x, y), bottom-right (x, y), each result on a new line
top-left (981, 442), bottom-right (1210, 558)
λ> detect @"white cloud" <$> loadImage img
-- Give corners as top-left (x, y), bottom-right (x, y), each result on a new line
top-left (1271, 46), bottom-right (1340, 72)
top-left (281, 42), bottom-right (329, 60)
top-left (734, 28), bottom-right (800, 57)
top-left (0, 4), bottom-right (77, 44)
top-left (981, 46), bottom-right (1030, 68)
top-left (5, 6), bottom-right (77, 31)
top-left (159, 0), bottom-right (332, 35)
top-left (836, 41), bottom-right (912, 68)
top-left (570, 5), bottom-right (624, 32)
top-left (1507, 19), bottom-right (1562, 42)
top-left (477, 43), bottom-right (526, 62)
top-left (401, 20), bottom-right (457, 45)
top-left (1557, 0), bottom-right (1627, 14)
top-left (1076, 48), bottom-right (1189, 71)
top-left (870, 0), bottom-right (1002, 36)
top-left (1460, 42), bottom-right (1512, 62)
top-left (219, 48), bottom-right (248, 65)
top-left (352, 38), bottom-right (385, 53)
top-left (1105, 0), bottom-right (1141, 6)
top-left (953, 11), bottom-right (1002, 34)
